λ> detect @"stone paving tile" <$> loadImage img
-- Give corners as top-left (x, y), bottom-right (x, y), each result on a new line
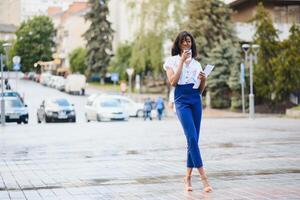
top-left (0, 118), bottom-right (299, 199)
top-left (0, 191), bottom-right (10, 200)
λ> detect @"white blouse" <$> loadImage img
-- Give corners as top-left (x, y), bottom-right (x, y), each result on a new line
top-left (163, 55), bottom-right (203, 85)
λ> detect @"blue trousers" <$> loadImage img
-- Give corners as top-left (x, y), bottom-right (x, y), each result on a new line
top-left (175, 84), bottom-right (203, 168)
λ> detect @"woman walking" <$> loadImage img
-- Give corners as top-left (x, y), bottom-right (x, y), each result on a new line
top-left (163, 31), bottom-right (212, 192)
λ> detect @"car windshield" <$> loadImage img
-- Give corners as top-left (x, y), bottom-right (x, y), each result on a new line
top-left (100, 99), bottom-right (120, 107)
top-left (1, 99), bottom-right (23, 109)
top-left (52, 99), bottom-right (70, 106)
top-left (1, 92), bottom-right (20, 98)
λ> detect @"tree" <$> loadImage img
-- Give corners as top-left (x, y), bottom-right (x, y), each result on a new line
top-left (84, 0), bottom-right (113, 81)
top-left (108, 42), bottom-right (132, 80)
top-left (0, 40), bottom-right (8, 70)
top-left (207, 39), bottom-right (232, 108)
top-left (273, 24), bottom-right (300, 102)
top-left (186, 0), bottom-right (241, 108)
top-left (252, 2), bottom-right (279, 104)
top-left (0, 40), bottom-right (5, 55)
top-left (128, 0), bottom-right (182, 77)
top-left (14, 16), bottom-right (55, 72)
top-left (69, 47), bottom-right (87, 74)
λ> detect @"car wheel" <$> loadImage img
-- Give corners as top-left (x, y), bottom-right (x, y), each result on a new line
top-left (23, 118), bottom-right (28, 124)
top-left (137, 110), bottom-right (144, 118)
top-left (17, 120), bottom-right (22, 124)
top-left (97, 114), bottom-right (101, 122)
top-left (45, 116), bottom-right (51, 123)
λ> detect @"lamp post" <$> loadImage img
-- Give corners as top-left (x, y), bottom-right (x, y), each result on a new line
top-left (1, 54), bottom-right (5, 126)
top-left (3, 43), bottom-right (11, 84)
top-left (1, 43), bottom-right (11, 126)
top-left (242, 44), bottom-right (260, 119)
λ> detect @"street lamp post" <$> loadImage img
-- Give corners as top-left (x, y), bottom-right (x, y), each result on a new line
top-left (3, 43), bottom-right (12, 81)
top-left (242, 44), bottom-right (259, 119)
top-left (1, 54), bottom-right (5, 126)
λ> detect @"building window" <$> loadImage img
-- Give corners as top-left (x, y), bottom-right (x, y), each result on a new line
top-left (274, 6), bottom-right (287, 24)
top-left (288, 5), bottom-right (300, 24)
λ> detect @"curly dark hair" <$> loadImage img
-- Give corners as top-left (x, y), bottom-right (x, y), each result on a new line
top-left (171, 31), bottom-right (197, 58)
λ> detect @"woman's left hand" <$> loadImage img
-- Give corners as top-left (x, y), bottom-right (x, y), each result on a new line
top-left (198, 71), bottom-right (206, 81)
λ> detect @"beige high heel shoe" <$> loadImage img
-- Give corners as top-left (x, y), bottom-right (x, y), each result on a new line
top-left (183, 176), bottom-right (193, 191)
top-left (200, 175), bottom-right (212, 193)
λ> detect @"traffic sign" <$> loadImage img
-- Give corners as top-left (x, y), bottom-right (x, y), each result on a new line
top-left (126, 68), bottom-right (134, 76)
top-left (13, 56), bottom-right (21, 64)
top-left (13, 63), bottom-right (21, 71)
top-left (111, 73), bottom-right (119, 82)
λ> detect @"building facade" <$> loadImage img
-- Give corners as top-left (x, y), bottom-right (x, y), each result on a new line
top-left (48, 2), bottom-right (90, 69)
top-left (0, 0), bottom-right (86, 26)
top-left (229, 0), bottom-right (300, 41)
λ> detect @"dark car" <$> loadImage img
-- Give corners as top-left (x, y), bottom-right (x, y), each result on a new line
top-left (0, 96), bottom-right (28, 124)
top-left (37, 98), bottom-right (76, 123)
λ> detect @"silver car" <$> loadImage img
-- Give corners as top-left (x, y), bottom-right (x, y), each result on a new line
top-left (37, 98), bottom-right (76, 123)
top-left (85, 95), bottom-right (129, 122)
top-left (0, 96), bottom-right (28, 124)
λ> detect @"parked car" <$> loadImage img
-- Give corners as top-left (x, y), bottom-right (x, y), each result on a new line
top-left (54, 76), bottom-right (66, 91)
top-left (37, 98), bottom-right (76, 123)
top-left (0, 96), bottom-right (28, 124)
top-left (107, 95), bottom-right (144, 117)
top-left (85, 95), bottom-right (129, 122)
top-left (39, 73), bottom-right (52, 86)
top-left (65, 74), bottom-right (86, 95)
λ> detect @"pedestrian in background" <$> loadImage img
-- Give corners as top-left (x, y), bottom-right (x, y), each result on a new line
top-left (120, 82), bottom-right (126, 95)
top-left (163, 31), bottom-right (212, 192)
top-left (4, 78), bottom-right (11, 90)
top-left (143, 98), bottom-right (152, 120)
top-left (156, 96), bottom-right (164, 120)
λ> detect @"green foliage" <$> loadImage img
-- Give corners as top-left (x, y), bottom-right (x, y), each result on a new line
top-left (253, 3), bottom-right (280, 104)
top-left (186, 0), bottom-right (241, 108)
top-left (185, 0), bottom-right (235, 63)
top-left (130, 31), bottom-right (163, 76)
top-left (84, 0), bottom-right (114, 79)
top-left (69, 47), bottom-right (87, 74)
top-left (0, 40), bottom-right (5, 55)
top-left (8, 40), bottom-right (17, 71)
top-left (207, 39), bottom-right (231, 108)
top-left (128, 0), bottom-right (182, 77)
top-left (273, 24), bottom-right (300, 102)
top-left (108, 42), bottom-right (132, 80)
top-left (14, 16), bottom-right (55, 72)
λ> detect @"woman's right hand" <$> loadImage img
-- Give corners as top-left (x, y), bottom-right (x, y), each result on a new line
top-left (180, 50), bottom-right (191, 63)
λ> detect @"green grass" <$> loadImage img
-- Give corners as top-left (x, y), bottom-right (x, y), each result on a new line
top-left (88, 82), bottom-right (121, 92)
top-left (291, 105), bottom-right (300, 110)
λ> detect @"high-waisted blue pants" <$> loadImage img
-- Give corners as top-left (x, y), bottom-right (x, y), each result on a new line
top-left (174, 84), bottom-right (203, 168)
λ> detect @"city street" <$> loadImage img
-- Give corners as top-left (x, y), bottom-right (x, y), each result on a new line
top-left (0, 79), bottom-right (300, 199)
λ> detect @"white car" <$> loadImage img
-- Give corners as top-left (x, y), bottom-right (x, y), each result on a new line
top-left (85, 95), bottom-right (129, 122)
top-left (65, 74), bottom-right (86, 95)
top-left (54, 76), bottom-right (66, 91)
top-left (106, 95), bottom-right (144, 117)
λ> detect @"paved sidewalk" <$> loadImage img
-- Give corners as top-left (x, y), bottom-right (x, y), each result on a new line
top-left (0, 117), bottom-right (299, 199)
